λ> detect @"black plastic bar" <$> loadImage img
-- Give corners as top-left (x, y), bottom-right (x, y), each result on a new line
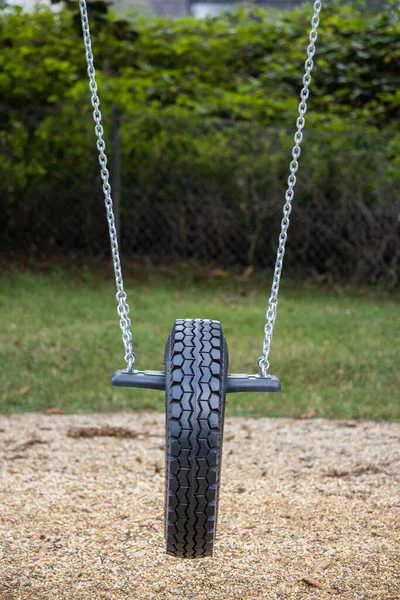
top-left (112, 370), bottom-right (165, 390)
top-left (227, 374), bottom-right (281, 393)
top-left (112, 370), bottom-right (281, 393)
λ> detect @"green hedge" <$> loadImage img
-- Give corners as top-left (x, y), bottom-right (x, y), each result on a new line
top-left (0, 2), bottom-right (399, 282)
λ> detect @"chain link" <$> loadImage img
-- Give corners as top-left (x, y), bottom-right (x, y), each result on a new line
top-left (258, 0), bottom-right (322, 377)
top-left (79, 0), bottom-right (135, 371)
top-left (79, 0), bottom-right (320, 376)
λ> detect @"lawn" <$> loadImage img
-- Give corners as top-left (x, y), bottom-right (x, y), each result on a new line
top-left (0, 264), bottom-right (398, 419)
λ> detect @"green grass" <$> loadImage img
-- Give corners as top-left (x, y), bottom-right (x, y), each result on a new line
top-left (0, 265), bottom-right (399, 419)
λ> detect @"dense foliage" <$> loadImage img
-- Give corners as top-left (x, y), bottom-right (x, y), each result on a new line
top-left (0, 2), bottom-right (399, 282)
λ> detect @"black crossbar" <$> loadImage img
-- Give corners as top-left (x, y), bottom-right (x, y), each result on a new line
top-left (112, 370), bottom-right (165, 391)
top-left (112, 370), bottom-right (281, 393)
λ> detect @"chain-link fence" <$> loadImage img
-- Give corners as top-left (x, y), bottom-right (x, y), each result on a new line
top-left (2, 116), bottom-right (399, 285)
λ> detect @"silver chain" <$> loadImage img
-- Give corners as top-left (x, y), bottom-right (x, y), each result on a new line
top-left (79, 0), bottom-right (320, 376)
top-left (258, 0), bottom-right (322, 377)
top-left (79, 0), bottom-right (135, 371)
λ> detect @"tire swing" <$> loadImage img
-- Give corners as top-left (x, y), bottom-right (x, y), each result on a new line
top-left (78, 0), bottom-right (322, 558)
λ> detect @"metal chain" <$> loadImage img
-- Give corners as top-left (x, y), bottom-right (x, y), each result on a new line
top-left (79, 0), bottom-right (135, 371)
top-left (78, 0), bottom-right (320, 375)
top-left (258, 0), bottom-right (322, 377)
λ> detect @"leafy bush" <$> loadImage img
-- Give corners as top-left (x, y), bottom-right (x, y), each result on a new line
top-left (0, 2), bottom-right (399, 283)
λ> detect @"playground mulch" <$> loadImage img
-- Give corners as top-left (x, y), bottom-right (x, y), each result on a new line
top-left (0, 412), bottom-right (399, 600)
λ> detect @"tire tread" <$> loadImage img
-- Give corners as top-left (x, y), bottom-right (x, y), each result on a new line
top-left (165, 318), bottom-right (227, 558)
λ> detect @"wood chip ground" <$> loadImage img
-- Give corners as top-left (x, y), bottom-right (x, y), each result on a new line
top-left (0, 413), bottom-right (399, 599)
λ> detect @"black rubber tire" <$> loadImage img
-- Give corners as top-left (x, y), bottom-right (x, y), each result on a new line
top-left (164, 318), bottom-right (228, 559)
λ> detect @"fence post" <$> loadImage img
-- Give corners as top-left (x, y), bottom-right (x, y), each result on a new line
top-left (112, 104), bottom-right (121, 247)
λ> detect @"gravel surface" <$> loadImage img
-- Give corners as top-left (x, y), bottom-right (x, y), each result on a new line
top-left (0, 413), bottom-right (399, 600)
